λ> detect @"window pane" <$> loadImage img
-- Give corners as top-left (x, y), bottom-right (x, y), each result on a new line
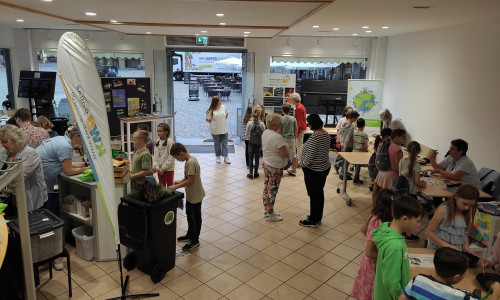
top-left (0, 49), bottom-right (11, 105)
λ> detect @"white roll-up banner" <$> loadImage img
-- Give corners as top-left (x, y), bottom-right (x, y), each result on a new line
top-left (58, 32), bottom-right (119, 244)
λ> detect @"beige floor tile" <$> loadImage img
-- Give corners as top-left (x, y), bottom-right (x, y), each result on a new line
top-left (264, 261), bottom-right (300, 282)
top-left (261, 244), bottom-right (293, 260)
top-left (193, 243), bottom-right (226, 261)
top-left (72, 264), bottom-right (107, 286)
top-left (89, 286), bottom-right (123, 300)
top-left (260, 229), bottom-right (288, 242)
top-left (206, 272), bottom-right (243, 295)
top-left (277, 235), bottom-right (307, 251)
top-left (164, 273), bottom-right (203, 296)
top-left (36, 289), bottom-right (47, 300)
top-left (296, 244), bottom-right (328, 260)
top-left (47, 286), bottom-right (92, 300)
top-left (209, 252), bottom-right (242, 271)
top-left (245, 252), bottom-right (278, 270)
top-left (310, 283), bottom-right (349, 300)
top-left (340, 261), bottom-right (360, 279)
top-left (267, 283), bottom-right (307, 300)
top-left (68, 255), bottom-right (95, 272)
top-left (247, 272), bottom-right (283, 295)
top-left (245, 236), bottom-right (275, 251)
top-left (245, 222), bottom-right (273, 235)
top-left (127, 273), bottom-right (163, 294)
top-left (175, 253), bottom-right (206, 272)
top-left (149, 285), bottom-right (180, 299)
top-left (80, 274), bottom-right (120, 299)
top-left (182, 284), bottom-right (223, 300)
top-left (331, 244), bottom-right (361, 261)
top-left (292, 228), bottom-right (321, 243)
top-left (281, 252), bottom-right (314, 271)
top-left (108, 266), bottom-right (148, 285)
top-left (214, 222), bottom-right (241, 235)
top-left (161, 266), bottom-right (186, 284)
top-left (94, 260), bottom-right (120, 274)
top-left (322, 229), bottom-right (351, 243)
top-left (227, 243), bottom-right (260, 260)
top-left (225, 284), bottom-right (265, 300)
top-left (187, 262), bottom-right (224, 283)
top-left (213, 236), bottom-right (242, 251)
top-left (310, 235), bottom-right (340, 251)
top-left (286, 272), bottom-right (323, 295)
top-left (228, 228), bottom-right (257, 243)
top-left (199, 229), bottom-right (225, 243)
top-left (342, 235), bottom-right (366, 252)
top-left (226, 261), bottom-right (262, 282)
top-left (302, 261), bottom-right (337, 282)
top-left (317, 252), bottom-right (350, 271)
top-left (326, 273), bottom-right (356, 295)
top-left (39, 275), bottom-right (77, 299)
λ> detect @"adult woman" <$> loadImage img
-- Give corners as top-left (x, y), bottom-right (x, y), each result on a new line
top-left (36, 126), bottom-right (90, 192)
top-left (299, 114), bottom-right (331, 227)
top-left (36, 116), bottom-right (58, 138)
top-left (0, 125), bottom-right (47, 212)
top-left (262, 113), bottom-right (288, 222)
top-left (206, 96), bottom-right (230, 164)
top-left (379, 108), bottom-right (411, 146)
top-left (371, 129), bottom-right (407, 204)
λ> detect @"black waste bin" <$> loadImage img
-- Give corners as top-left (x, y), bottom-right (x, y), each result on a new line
top-left (118, 191), bottom-right (183, 283)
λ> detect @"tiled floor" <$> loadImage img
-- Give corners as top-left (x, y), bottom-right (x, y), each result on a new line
top-left (36, 145), bottom-right (429, 299)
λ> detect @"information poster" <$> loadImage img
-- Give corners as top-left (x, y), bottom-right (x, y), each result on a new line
top-left (262, 73), bottom-right (296, 113)
top-left (347, 79), bottom-right (384, 136)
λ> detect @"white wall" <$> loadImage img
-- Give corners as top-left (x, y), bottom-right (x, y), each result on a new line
top-left (384, 18), bottom-right (500, 171)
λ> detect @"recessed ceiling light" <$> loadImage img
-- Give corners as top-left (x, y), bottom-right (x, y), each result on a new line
top-left (41, 0), bottom-right (53, 2)
top-left (244, 35), bottom-right (248, 37)
top-left (201, 30), bottom-right (207, 33)
top-left (110, 20), bottom-right (117, 23)
top-left (244, 31), bottom-right (250, 34)
top-left (195, 33), bottom-right (199, 36)
top-left (16, 19), bottom-right (24, 22)
top-left (85, 12), bottom-right (97, 16)
top-left (362, 26), bottom-right (369, 29)
top-left (382, 26), bottom-right (389, 29)
top-left (352, 33), bottom-right (358, 36)
top-left (146, 32), bottom-right (151, 34)
top-left (313, 25), bottom-right (319, 28)
top-left (365, 30), bottom-right (372, 33)
top-left (220, 23), bottom-right (226, 25)
top-left (216, 13), bottom-right (224, 17)
top-left (333, 27), bottom-right (340, 31)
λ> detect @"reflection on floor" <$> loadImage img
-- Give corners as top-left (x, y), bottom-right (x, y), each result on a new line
top-left (36, 145), bottom-right (428, 299)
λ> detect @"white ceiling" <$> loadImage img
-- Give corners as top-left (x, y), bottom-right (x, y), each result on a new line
top-left (0, 0), bottom-right (498, 39)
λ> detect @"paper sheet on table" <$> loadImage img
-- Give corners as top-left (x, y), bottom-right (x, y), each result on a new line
top-left (408, 253), bottom-right (435, 268)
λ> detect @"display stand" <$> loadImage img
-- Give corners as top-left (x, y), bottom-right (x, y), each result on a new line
top-left (0, 160), bottom-right (36, 300)
top-left (120, 115), bottom-right (175, 162)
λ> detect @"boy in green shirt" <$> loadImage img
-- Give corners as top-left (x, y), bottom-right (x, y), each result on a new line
top-left (372, 195), bottom-right (424, 300)
top-left (168, 142), bottom-right (205, 252)
top-left (130, 130), bottom-right (152, 193)
top-left (281, 103), bottom-right (298, 176)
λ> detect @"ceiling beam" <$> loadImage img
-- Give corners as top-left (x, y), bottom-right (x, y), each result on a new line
top-left (75, 21), bottom-right (287, 30)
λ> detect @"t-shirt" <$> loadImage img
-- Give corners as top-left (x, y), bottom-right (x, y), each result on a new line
top-left (403, 274), bottom-right (478, 300)
top-left (294, 102), bottom-right (307, 132)
top-left (399, 157), bottom-right (422, 195)
top-left (36, 136), bottom-right (74, 192)
top-left (262, 129), bottom-right (287, 168)
top-left (280, 115), bottom-right (297, 139)
top-left (131, 148), bottom-right (152, 192)
top-left (353, 129), bottom-right (368, 152)
top-left (206, 105), bottom-right (228, 135)
top-left (439, 155), bottom-right (481, 188)
top-left (184, 156), bottom-right (205, 204)
top-left (23, 124), bottom-right (50, 149)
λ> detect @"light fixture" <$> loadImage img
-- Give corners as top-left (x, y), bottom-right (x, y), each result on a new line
top-left (352, 33), bottom-right (358, 36)
top-left (85, 12), bottom-right (97, 16)
top-left (216, 13), bottom-right (224, 17)
top-left (362, 26), bottom-right (369, 29)
top-left (83, 31), bottom-right (90, 40)
top-left (146, 32), bottom-right (151, 34)
top-left (382, 26), bottom-right (389, 29)
top-left (201, 30), bottom-right (207, 33)
top-left (195, 33), bottom-right (200, 36)
top-left (244, 35), bottom-right (248, 37)
top-left (41, 0), bottom-right (53, 2)
top-left (365, 30), bottom-right (372, 33)
top-left (118, 34), bottom-right (124, 41)
top-left (313, 25), bottom-right (319, 28)
top-left (219, 23), bottom-right (226, 25)
top-left (243, 31), bottom-right (250, 34)
top-left (16, 19), bottom-right (24, 22)
top-left (286, 38), bottom-right (291, 46)
top-left (353, 38), bottom-right (358, 48)
top-left (316, 39), bottom-right (321, 46)
top-left (333, 27), bottom-right (340, 31)
top-left (110, 20), bottom-right (117, 23)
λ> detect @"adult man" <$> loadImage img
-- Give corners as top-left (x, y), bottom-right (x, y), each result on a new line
top-left (288, 92), bottom-right (306, 165)
top-left (13, 108), bottom-right (49, 148)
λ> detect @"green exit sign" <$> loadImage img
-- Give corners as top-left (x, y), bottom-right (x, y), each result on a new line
top-left (196, 37), bottom-right (208, 44)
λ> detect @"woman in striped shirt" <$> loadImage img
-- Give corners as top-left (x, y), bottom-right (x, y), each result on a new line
top-left (299, 114), bottom-right (331, 228)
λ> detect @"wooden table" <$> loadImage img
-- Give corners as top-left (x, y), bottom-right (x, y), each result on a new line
top-left (409, 247), bottom-right (486, 296)
top-left (304, 128), bottom-right (337, 135)
top-left (0, 213), bottom-right (8, 269)
top-left (417, 171), bottom-right (492, 199)
top-left (337, 151), bottom-right (373, 206)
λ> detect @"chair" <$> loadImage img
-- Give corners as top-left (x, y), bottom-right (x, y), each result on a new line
top-left (207, 90), bottom-right (218, 99)
top-left (33, 247), bottom-right (72, 297)
top-left (221, 90), bottom-right (231, 101)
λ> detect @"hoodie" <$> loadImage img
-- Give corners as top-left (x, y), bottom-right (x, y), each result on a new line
top-left (371, 222), bottom-right (410, 300)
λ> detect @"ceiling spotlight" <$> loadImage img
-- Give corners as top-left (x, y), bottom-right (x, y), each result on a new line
top-left (201, 30), bottom-right (207, 33)
top-left (244, 35), bottom-right (248, 37)
top-left (216, 13), bottom-right (224, 17)
top-left (352, 33), bottom-right (358, 36)
top-left (333, 27), bottom-right (340, 31)
top-left (382, 26), bottom-right (389, 29)
top-left (362, 26), bottom-right (369, 29)
top-left (195, 33), bottom-right (200, 36)
top-left (110, 20), bottom-right (117, 23)
top-left (41, 0), bottom-right (53, 2)
top-left (365, 30), bottom-right (372, 33)
top-left (244, 31), bottom-right (250, 34)
top-left (219, 23), bottom-right (226, 25)
top-left (146, 32), bottom-right (151, 34)
top-left (85, 12), bottom-right (97, 16)
top-left (313, 25), bottom-right (319, 28)
top-left (16, 19), bottom-right (24, 22)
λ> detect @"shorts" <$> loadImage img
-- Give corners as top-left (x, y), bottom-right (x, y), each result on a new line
top-left (284, 138), bottom-right (296, 159)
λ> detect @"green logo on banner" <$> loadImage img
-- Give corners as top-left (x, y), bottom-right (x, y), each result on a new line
top-left (196, 37), bottom-right (208, 44)
top-left (365, 119), bottom-right (381, 127)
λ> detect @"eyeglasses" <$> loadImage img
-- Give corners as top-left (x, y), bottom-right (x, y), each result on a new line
top-left (449, 146), bottom-right (458, 151)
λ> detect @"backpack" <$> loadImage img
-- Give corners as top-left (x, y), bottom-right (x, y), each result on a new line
top-left (479, 168), bottom-right (500, 201)
top-left (249, 123), bottom-right (263, 145)
top-left (392, 175), bottom-right (410, 195)
top-left (376, 141), bottom-right (391, 171)
top-left (368, 152), bottom-right (378, 180)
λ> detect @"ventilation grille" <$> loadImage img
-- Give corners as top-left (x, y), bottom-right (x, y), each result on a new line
top-left (166, 37), bottom-right (244, 48)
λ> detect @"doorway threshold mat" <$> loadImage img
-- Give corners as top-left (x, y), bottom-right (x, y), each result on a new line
top-left (185, 144), bottom-right (235, 153)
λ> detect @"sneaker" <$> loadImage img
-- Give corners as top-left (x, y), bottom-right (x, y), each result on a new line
top-left (404, 234), bottom-right (420, 241)
top-left (299, 219), bottom-right (317, 228)
top-left (182, 240), bottom-right (200, 252)
top-left (247, 174), bottom-right (254, 179)
top-left (334, 164), bottom-right (340, 174)
top-left (265, 212), bottom-right (283, 222)
top-left (287, 169), bottom-right (296, 176)
top-left (216, 156), bottom-right (221, 163)
top-left (339, 174), bottom-right (353, 180)
top-left (307, 215), bottom-right (321, 225)
top-left (177, 235), bottom-right (191, 242)
top-left (265, 211), bottom-right (281, 216)
top-left (353, 179), bottom-right (364, 184)
top-left (253, 173), bottom-right (259, 178)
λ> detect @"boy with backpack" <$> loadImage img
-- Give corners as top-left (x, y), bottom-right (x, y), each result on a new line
top-left (245, 107), bottom-right (266, 179)
top-left (280, 103), bottom-right (298, 176)
top-left (337, 111), bottom-right (360, 180)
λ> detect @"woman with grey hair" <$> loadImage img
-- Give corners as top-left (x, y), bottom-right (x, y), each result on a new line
top-left (0, 124), bottom-right (47, 212)
top-left (261, 113), bottom-right (289, 222)
top-left (378, 108), bottom-right (411, 146)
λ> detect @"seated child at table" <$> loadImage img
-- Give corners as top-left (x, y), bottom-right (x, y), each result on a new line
top-left (400, 247), bottom-right (500, 300)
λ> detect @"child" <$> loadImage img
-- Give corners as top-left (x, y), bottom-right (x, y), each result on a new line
top-left (280, 103), bottom-right (298, 176)
top-left (352, 189), bottom-right (395, 300)
top-left (372, 195), bottom-right (424, 300)
top-left (153, 123), bottom-right (175, 187)
top-left (168, 142), bottom-right (205, 252)
top-left (130, 130), bottom-right (153, 193)
top-left (137, 123), bottom-right (154, 154)
top-left (481, 232), bottom-right (500, 270)
top-left (242, 105), bottom-right (253, 169)
top-left (401, 247), bottom-right (500, 299)
top-left (244, 107), bottom-right (265, 179)
top-left (338, 110), bottom-right (360, 180)
top-left (399, 141), bottom-right (427, 198)
top-left (352, 118), bottom-right (369, 184)
top-left (425, 184), bottom-right (479, 255)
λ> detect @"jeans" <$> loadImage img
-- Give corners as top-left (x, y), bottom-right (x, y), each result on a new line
top-left (248, 142), bottom-right (262, 175)
top-left (244, 140), bottom-right (250, 167)
top-left (186, 201), bottom-right (202, 242)
top-left (303, 167), bottom-right (330, 223)
top-left (354, 165), bottom-right (361, 181)
top-left (212, 133), bottom-right (228, 157)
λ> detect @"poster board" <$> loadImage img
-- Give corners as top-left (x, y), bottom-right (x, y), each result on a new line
top-left (347, 79), bottom-right (384, 136)
top-left (101, 77), bottom-right (151, 136)
top-left (262, 73), bottom-right (296, 115)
